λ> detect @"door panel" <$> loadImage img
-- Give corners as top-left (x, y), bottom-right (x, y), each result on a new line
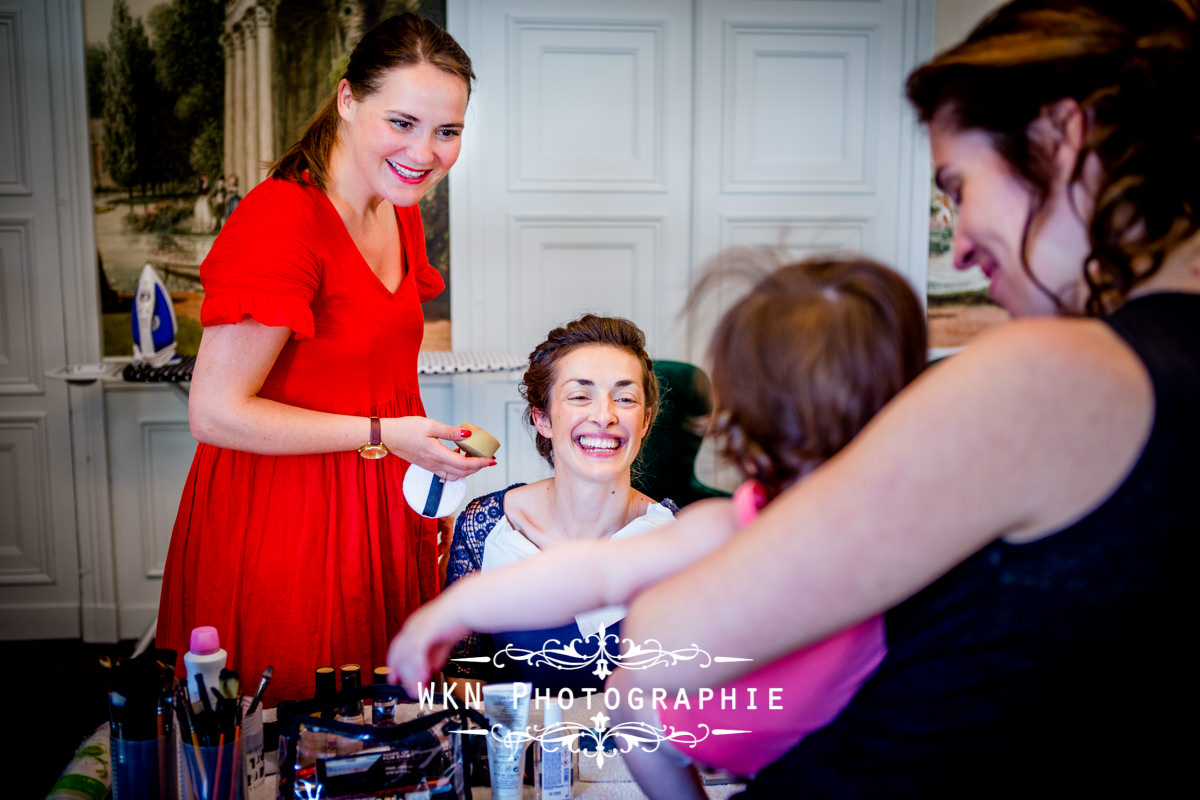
top-left (448, 0), bottom-right (695, 358)
top-left (690, 0), bottom-right (932, 357)
top-left (448, 0), bottom-right (933, 362)
top-left (0, 0), bottom-right (87, 639)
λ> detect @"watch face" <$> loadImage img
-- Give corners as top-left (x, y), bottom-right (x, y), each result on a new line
top-left (358, 444), bottom-right (389, 460)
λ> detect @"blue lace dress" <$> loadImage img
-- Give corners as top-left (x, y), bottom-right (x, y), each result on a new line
top-left (442, 484), bottom-right (678, 690)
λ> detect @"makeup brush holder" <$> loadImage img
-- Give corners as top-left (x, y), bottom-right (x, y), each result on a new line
top-left (180, 737), bottom-right (243, 800)
top-left (240, 701), bottom-right (269, 800)
top-left (111, 727), bottom-right (178, 800)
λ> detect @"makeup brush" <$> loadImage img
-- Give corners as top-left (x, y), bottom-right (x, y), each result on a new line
top-left (219, 669), bottom-right (240, 701)
top-left (176, 681), bottom-right (208, 795)
top-left (195, 672), bottom-right (213, 715)
top-left (247, 665), bottom-right (273, 715)
top-left (219, 669), bottom-right (241, 734)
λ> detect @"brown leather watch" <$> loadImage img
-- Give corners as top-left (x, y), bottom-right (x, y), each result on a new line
top-left (357, 416), bottom-right (389, 459)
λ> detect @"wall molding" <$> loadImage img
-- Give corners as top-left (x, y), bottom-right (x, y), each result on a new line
top-left (716, 213), bottom-right (875, 264)
top-left (0, 216), bottom-right (43, 392)
top-left (47, 0), bottom-right (116, 642)
top-left (0, 9), bottom-right (32, 195)
top-left (722, 21), bottom-right (875, 194)
top-left (508, 15), bottom-right (668, 192)
top-left (506, 214), bottom-right (665, 355)
top-left (0, 602), bottom-right (79, 638)
top-left (137, 421), bottom-right (194, 579)
top-left (0, 413), bottom-right (54, 584)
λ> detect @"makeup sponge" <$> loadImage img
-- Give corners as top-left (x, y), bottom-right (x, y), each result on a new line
top-left (403, 465), bottom-right (468, 518)
top-left (457, 423), bottom-right (500, 458)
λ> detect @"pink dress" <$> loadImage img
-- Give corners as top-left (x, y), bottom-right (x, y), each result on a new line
top-left (656, 481), bottom-right (887, 777)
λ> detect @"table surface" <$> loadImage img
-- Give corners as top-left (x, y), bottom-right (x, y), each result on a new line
top-left (441, 700), bottom-right (746, 800)
top-left (469, 782), bottom-right (744, 799)
top-left (386, 697), bottom-right (746, 800)
top-left (224, 689), bottom-right (749, 800)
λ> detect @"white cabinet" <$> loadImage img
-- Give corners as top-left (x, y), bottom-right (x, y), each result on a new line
top-left (100, 371), bottom-right (546, 641)
top-left (104, 384), bottom-right (197, 639)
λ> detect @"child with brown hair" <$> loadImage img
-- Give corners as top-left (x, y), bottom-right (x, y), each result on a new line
top-left (388, 253), bottom-right (927, 797)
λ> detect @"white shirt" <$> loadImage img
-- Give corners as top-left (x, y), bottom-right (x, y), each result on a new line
top-left (480, 501), bottom-right (676, 637)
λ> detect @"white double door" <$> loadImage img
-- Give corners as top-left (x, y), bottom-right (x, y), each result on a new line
top-left (448, 0), bottom-right (934, 362)
top-left (0, 0), bottom-right (106, 639)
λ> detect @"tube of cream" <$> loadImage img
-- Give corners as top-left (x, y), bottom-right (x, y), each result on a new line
top-left (482, 682), bottom-right (532, 800)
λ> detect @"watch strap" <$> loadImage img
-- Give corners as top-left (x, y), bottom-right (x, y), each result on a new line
top-left (358, 417), bottom-right (388, 458)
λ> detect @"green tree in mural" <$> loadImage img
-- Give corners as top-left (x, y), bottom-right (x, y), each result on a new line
top-left (85, 42), bottom-right (107, 118)
top-left (148, 0), bottom-right (225, 180)
top-left (102, 0), bottom-right (158, 202)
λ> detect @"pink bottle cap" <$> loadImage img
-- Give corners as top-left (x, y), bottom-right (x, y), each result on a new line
top-left (189, 625), bottom-right (221, 655)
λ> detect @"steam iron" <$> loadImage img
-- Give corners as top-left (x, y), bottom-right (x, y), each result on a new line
top-left (131, 263), bottom-right (179, 367)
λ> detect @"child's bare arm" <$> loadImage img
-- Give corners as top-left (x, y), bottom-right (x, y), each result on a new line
top-left (387, 499), bottom-right (738, 694)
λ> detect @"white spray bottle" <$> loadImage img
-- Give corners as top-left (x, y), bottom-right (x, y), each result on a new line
top-left (183, 625), bottom-right (227, 708)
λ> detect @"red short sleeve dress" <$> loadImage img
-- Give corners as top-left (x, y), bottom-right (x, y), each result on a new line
top-left (157, 178), bottom-right (446, 705)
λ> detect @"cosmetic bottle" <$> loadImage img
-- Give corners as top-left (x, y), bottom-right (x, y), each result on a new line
top-left (337, 664), bottom-right (364, 725)
top-left (183, 626), bottom-right (227, 708)
top-left (294, 665), bottom-right (340, 774)
top-left (372, 666), bottom-right (396, 727)
top-left (534, 700), bottom-right (573, 800)
top-left (333, 664), bottom-right (365, 756)
top-left (314, 666), bottom-right (336, 714)
top-left (48, 724), bottom-right (112, 800)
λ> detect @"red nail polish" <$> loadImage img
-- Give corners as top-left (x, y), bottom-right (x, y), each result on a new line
top-left (460, 428), bottom-right (471, 438)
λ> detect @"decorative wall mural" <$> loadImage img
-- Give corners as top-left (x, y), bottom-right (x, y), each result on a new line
top-left (84, 0), bottom-right (451, 357)
top-left (925, 176), bottom-right (1008, 350)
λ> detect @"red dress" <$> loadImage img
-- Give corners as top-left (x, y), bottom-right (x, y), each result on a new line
top-left (157, 178), bottom-right (446, 705)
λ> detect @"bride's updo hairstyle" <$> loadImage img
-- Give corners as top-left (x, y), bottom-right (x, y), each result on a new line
top-left (521, 315), bottom-right (659, 467)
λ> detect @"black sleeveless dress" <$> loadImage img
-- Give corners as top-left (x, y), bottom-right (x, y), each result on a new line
top-left (742, 293), bottom-right (1198, 798)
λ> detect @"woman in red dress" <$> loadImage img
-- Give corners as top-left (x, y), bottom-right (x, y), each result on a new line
top-left (157, 14), bottom-right (493, 705)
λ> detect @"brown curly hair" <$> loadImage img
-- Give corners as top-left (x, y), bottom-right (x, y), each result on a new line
top-left (696, 253), bottom-right (927, 499)
top-left (906, 0), bottom-right (1200, 315)
top-left (521, 315), bottom-right (659, 468)
top-left (271, 13), bottom-right (474, 189)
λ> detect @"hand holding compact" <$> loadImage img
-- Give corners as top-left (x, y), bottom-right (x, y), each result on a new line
top-left (382, 417), bottom-right (496, 480)
top-left (399, 421), bottom-right (500, 517)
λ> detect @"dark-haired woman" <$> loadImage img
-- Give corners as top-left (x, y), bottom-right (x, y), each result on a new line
top-left (157, 14), bottom-right (493, 705)
top-left (436, 314), bottom-right (678, 692)
top-left (616, 0), bottom-right (1200, 795)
